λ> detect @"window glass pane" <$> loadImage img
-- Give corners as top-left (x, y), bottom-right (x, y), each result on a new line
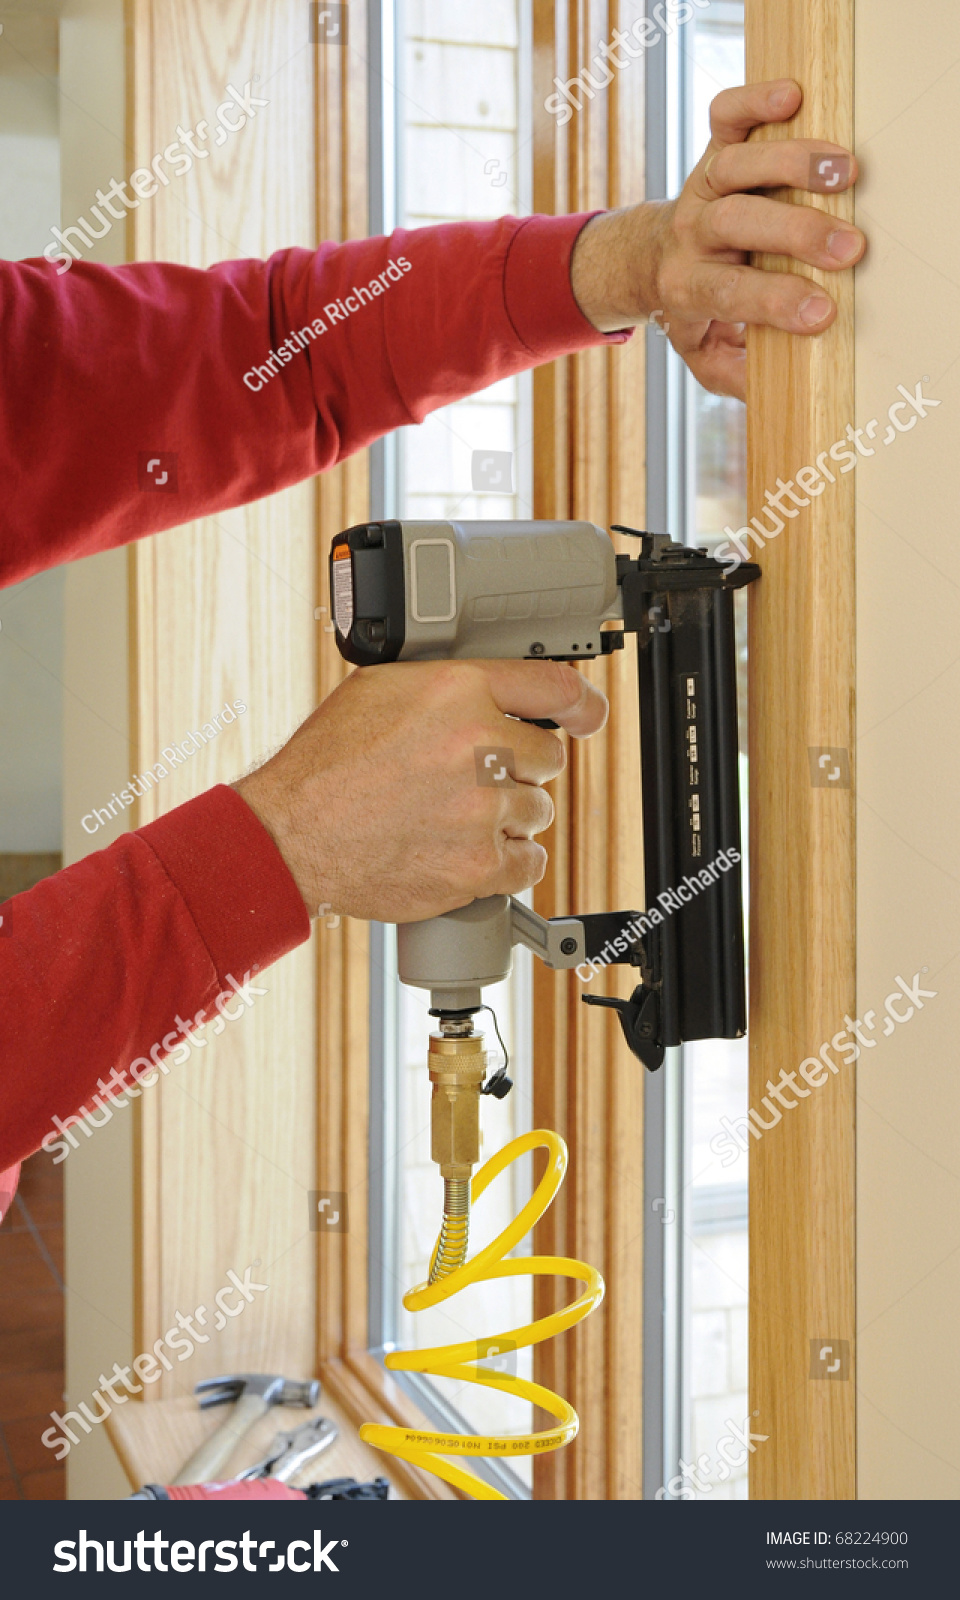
top-left (397, 0), bottom-right (532, 522)
top-left (682, 0), bottom-right (749, 1501)
top-left (380, 0), bottom-right (534, 1494)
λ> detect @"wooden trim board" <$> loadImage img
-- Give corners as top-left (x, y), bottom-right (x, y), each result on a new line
top-left (745, 0), bottom-right (857, 1501)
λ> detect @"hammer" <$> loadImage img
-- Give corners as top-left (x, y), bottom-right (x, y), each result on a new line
top-left (172, 1374), bottom-right (321, 1486)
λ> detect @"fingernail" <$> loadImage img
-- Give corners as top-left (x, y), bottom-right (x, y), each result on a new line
top-left (799, 294), bottom-right (832, 325)
top-left (769, 81), bottom-right (795, 110)
top-left (827, 228), bottom-right (861, 262)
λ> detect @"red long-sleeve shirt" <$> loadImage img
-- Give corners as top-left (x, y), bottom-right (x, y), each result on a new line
top-left (0, 212), bottom-right (630, 1181)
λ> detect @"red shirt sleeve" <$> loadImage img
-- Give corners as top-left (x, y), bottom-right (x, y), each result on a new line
top-left (0, 786), bottom-right (310, 1172)
top-left (1, 212), bottom-right (630, 585)
top-left (0, 211), bottom-right (632, 1172)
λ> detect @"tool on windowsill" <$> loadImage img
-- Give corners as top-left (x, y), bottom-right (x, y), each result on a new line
top-left (305, 1476), bottom-right (390, 1500)
top-left (170, 1372), bottom-right (320, 1486)
top-left (130, 1413), bottom-right (340, 1501)
top-left (330, 518), bottom-right (760, 1498)
top-left (131, 1472), bottom-right (390, 1502)
top-left (233, 1414), bottom-right (338, 1481)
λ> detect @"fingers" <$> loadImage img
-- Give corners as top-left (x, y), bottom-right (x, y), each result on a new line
top-left (668, 321), bottom-right (747, 401)
top-left (674, 259), bottom-right (839, 335)
top-left (702, 137), bottom-right (857, 201)
top-left (501, 777), bottom-right (554, 837)
top-left (482, 658), bottom-right (609, 738)
top-left (681, 343), bottom-right (747, 403)
top-left (505, 722), bottom-right (567, 786)
top-left (699, 192), bottom-right (865, 274)
top-left (707, 79), bottom-right (801, 151)
top-left (483, 837), bottom-right (549, 898)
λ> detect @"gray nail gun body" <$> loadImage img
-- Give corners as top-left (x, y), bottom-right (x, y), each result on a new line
top-left (332, 519), bottom-right (622, 665)
top-left (330, 520), bottom-right (760, 1070)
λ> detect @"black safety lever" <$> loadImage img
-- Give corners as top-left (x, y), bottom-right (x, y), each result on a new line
top-left (583, 986), bottom-right (664, 1072)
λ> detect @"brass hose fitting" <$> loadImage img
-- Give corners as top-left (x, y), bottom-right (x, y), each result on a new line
top-left (427, 1027), bottom-right (486, 1284)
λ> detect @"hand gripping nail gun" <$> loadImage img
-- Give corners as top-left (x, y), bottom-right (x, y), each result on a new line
top-left (331, 518), bottom-right (760, 1076)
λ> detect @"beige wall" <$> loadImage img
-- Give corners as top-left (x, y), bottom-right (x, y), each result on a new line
top-left (856, 0), bottom-right (960, 1498)
top-left (0, 10), bottom-right (63, 851)
top-left (58, 0), bottom-right (135, 1500)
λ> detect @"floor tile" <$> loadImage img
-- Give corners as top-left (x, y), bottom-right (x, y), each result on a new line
top-left (4, 1414), bottom-right (62, 1478)
top-left (0, 1289), bottom-right (63, 1336)
top-left (0, 1326), bottom-right (64, 1374)
top-left (21, 1467), bottom-right (65, 1500)
top-left (18, 1153), bottom-right (63, 1196)
top-left (0, 1371), bottom-right (65, 1422)
top-left (39, 1225), bottom-right (64, 1273)
top-left (0, 1255), bottom-right (60, 1295)
top-left (0, 1210), bottom-right (31, 1235)
top-left (16, 1191), bottom-right (64, 1230)
top-left (0, 1231), bottom-right (46, 1266)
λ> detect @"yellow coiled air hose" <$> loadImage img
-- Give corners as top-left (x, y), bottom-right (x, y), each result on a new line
top-left (359, 1128), bottom-right (605, 1499)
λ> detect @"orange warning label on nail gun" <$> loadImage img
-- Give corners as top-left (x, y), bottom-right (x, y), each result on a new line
top-left (332, 544), bottom-right (353, 636)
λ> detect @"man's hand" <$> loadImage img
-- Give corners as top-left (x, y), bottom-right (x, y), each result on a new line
top-left (234, 660), bottom-right (607, 924)
top-left (570, 79), bottom-right (865, 399)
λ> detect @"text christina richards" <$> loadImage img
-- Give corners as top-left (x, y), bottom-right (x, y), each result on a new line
top-left (80, 699), bottom-right (247, 836)
top-left (242, 254), bottom-right (412, 392)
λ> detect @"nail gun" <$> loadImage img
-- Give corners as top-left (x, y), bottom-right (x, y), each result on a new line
top-left (330, 518), bottom-right (760, 1073)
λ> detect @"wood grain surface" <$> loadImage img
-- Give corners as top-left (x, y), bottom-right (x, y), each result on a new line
top-left (129, 0), bottom-right (320, 1400)
top-left (745, 0), bottom-right (857, 1501)
top-left (531, 0), bottom-right (646, 1502)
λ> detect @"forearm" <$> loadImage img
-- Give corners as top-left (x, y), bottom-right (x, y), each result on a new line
top-left (570, 201), bottom-right (674, 332)
top-left (0, 786), bottom-right (309, 1170)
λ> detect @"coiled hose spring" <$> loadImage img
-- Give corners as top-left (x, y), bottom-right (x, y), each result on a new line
top-left (359, 1128), bottom-right (604, 1499)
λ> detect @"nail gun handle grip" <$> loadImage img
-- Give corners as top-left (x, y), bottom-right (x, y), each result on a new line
top-left (171, 1392), bottom-right (269, 1485)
